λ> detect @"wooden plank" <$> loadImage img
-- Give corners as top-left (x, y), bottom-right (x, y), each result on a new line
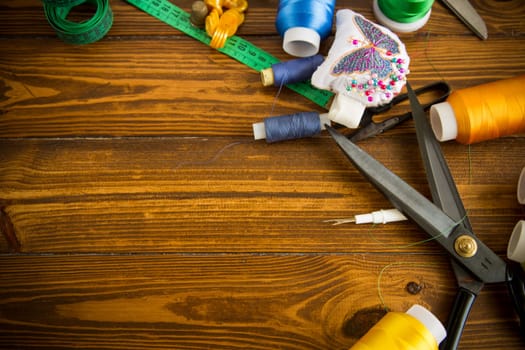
top-left (1, 0), bottom-right (523, 38)
top-left (1, 35), bottom-right (525, 138)
top-left (0, 254), bottom-right (522, 349)
top-left (1, 1), bottom-right (524, 349)
top-left (0, 232), bottom-right (9, 253)
top-left (1, 136), bottom-right (523, 253)
top-left (0, 207), bottom-right (18, 252)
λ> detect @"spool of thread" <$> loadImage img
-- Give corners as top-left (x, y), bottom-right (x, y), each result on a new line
top-left (349, 304), bottom-right (446, 350)
top-left (373, 0), bottom-right (434, 33)
top-left (252, 112), bottom-right (330, 142)
top-left (518, 166), bottom-right (525, 205)
top-left (430, 74), bottom-right (525, 144)
top-left (508, 221), bottom-right (525, 267)
top-left (260, 54), bottom-right (325, 87)
top-left (327, 93), bottom-right (368, 129)
top-left (275, 0), bottom-right (336, 57)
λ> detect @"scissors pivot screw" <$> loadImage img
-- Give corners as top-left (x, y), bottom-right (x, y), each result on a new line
top-left (454, 235), bottom-right (478, 258)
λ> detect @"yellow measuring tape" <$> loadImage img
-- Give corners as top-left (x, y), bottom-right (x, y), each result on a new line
top-left (125, 0), bottom-right (333, 108)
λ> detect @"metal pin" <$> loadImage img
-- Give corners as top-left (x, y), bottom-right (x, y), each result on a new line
top-left (323, 218), bottom-right (356, 226)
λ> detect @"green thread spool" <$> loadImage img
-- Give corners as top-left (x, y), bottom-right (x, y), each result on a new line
top-left (373, 0), bottom-right (434, 33)
top-left (42, 0), bottom-right (113, 44)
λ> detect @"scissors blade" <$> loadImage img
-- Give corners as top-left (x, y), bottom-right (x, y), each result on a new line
top-left (407, 82), bottom-right (471, 228)
top-left (407, 83), bottom-right (484, 350)
top-left (325, 125), bottom-right (507, 283)
top-left (406, 82), bottom-right (484, 281)
top-left (441, 0), bottom-right (488, 40)
top-left (326, 125), bottom-right (457, 236)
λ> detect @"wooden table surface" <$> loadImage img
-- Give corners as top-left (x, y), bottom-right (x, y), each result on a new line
top-left (1, 0), bottom-right (525, 348)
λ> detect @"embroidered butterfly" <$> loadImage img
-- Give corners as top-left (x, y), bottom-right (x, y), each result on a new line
top-left (331, 15), bottom-right (401, 80)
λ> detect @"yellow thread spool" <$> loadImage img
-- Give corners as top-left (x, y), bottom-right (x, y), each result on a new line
top-left (430, 74), bottom-right (525, 144)
top-left (349, 305), bottom-right (446, 350)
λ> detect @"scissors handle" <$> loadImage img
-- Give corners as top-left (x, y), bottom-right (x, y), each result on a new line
top-left (507, 262), bottom-right (525, 334)
top-left (348, 81), bottom-right (451, 142)
top-left (439, 287), bottom-right (476, 350)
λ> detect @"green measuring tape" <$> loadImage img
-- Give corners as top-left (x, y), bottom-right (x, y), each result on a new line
top-left (43, 0), bottom-right (113, 45)
top-left (126, 0), bottom-right (333, 108)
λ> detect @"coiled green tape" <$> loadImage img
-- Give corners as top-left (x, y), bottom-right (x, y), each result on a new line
top-left (43, 0), bottom-right (113, 45)
top-left (126, 0), bottom-right (333, 108)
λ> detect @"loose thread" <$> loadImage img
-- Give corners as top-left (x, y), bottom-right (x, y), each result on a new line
top-left (467, 144), bottom-right (472, 185)
top-left (423, 31), bottom-right (446, 82)
top-left (173, 140), bottom-right (253, 169)
top-left (366, 224), bottom-right (443, 249)
top-left (371, 214), bottom-right (470, 310)
top-left (358, 213), bottom-right (469, 250)
top-left (270, 71), bottom-right (288, 116)
top-left (377, 262), bottom-right (439, 311)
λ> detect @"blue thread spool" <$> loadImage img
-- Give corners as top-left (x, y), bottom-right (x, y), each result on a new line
top-left (253, 112), bottom-right (330, 142)
top-left (260, 54), bottom-right (325, 87)
top-left (275, 0), bottom-right (336, 57)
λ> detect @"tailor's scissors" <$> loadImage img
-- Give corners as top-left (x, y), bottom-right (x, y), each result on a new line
top-left (346, 81), bottom-right (451, 143)
top-left (326, 82), bottom-right (525, 350)
top-left (441, 0), bottom-right (488, 40)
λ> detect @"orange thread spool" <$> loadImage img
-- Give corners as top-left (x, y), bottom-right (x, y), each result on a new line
top-left (430, 74), bottom-right (525, 144)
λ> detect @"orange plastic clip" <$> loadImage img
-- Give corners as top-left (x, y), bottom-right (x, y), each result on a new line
top-left (204, 0), bottom-right (247, 49)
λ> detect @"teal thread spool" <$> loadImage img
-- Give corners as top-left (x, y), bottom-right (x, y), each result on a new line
top-left (373, 0), bottom-right (434, 33)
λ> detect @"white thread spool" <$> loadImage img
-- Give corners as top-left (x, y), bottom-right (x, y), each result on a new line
top-left (518, 166), bottom-right (525, 205)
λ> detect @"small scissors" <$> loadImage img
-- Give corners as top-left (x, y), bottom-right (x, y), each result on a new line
top-left (326, 82), bottom-right (525, 350)
top-left (345, 81), bottom-right (451, 143)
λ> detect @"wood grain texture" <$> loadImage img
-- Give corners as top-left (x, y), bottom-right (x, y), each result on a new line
top-left (1, 0), bottom-right (525, 348)
top-left (1, 37), bottom-right (524, 137)
top-left (1, 136), bottom-right (523, 253)
top-left (1, 0), bottom-right (524, 37)
top-left (1, 2), bottom-right (525, 138)
top-left (0, 254), bottom-right (523, 350)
